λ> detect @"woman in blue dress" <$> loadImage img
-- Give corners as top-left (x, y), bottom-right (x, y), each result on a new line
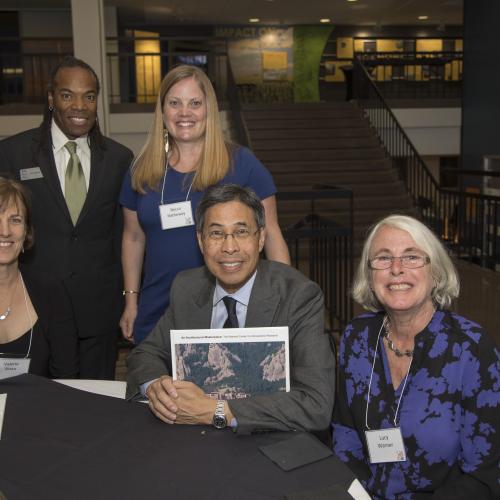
top-left (119, 65), bottom-right (289, 344)
top-left (332, 214), bottom-right (499, 499)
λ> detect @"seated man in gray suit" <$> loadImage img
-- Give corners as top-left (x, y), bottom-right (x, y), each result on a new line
top-left (127, 184), bottom-right (335, 432)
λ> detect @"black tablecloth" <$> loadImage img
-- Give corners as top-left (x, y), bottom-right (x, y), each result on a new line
top-left (0, 375), bottom-right (355, 500)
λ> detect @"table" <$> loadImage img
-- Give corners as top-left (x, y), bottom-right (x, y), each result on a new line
top-left (54, 379), bottom-right (127, 399)
top-left (0, 375), bottom-right (356, 500)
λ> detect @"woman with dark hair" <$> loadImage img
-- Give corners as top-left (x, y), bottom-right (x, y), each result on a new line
top-left (120, 65), bottom-right (290, 344)
top-left (0, 176), bottom-right (78, 378)
top-left (332, 214), bottom-right (500, 499)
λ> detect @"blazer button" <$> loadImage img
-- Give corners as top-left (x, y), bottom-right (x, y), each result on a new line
top-left (71, 235), bottom-right (78, 242)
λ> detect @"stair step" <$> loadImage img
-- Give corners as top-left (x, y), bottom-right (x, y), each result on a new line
top-left (275, 175), bottom-right (401, 190)
top-left (246, 118), bottom-right (368, 129)
top-left (244, 108), bottom-right (362, 120)
top-left (252, 137), bottom-right (380, 150)
top-left (242, 102), bottom-right (356, 111)
top-left (265, 158), bottom-right (393, 173)
top-left (249, 128), bottom-right (374, 140)
top-left (255, 148), bottom-right (386, 162)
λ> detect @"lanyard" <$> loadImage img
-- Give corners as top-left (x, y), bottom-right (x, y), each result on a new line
top-left (160, 163), bottom-right (194, 205)
top-left (365, 316), bottom-right (413, 430)
top-left (0, 272), bottom-right (33, 359)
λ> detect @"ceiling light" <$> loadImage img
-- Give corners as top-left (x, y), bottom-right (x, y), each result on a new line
top-left (347, 0), bottom-right (358, 2)
top-left (249, 18), bottom-right (260, 23)
top-left (320, 18), bottom-right (331, 23)
top-left (418, 15), bottom-right (429, 20)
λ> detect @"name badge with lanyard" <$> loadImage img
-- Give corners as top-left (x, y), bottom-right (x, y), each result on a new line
top-left (364, 317), bottom-right (411, 464)
top-left (0, 274), bottom-right (33, 380)
top-left (159, 165), bottom-right (195, 230)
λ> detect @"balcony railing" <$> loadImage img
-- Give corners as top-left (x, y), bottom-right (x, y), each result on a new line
top-left (355, 50), bottom-right (463, 99)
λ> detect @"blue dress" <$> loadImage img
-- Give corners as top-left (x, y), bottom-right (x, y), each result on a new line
top-left (332, 310), bottom-right (500, 499)
top-left (119, 146), bottom-right (276, 344)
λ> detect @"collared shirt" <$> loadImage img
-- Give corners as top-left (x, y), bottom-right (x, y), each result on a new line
top-left (210, 271), bottom-right (257, 329)
top-left (51, 119), bottom-right (91, 191)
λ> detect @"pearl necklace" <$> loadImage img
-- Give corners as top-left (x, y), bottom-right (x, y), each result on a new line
top-left (383, 318), bottom-right (414, 358)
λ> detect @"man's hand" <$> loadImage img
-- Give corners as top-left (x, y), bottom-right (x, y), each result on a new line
top-left (146, 375), bottom-right (179, 424)
top-left (173, 381), bottom-right (217, 425)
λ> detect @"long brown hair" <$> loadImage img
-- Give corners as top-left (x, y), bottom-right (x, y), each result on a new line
top-left (131, 65), bottom-right (230, 193)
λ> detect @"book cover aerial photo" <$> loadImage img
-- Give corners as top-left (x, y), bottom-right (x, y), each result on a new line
top-left (171, 327), bottom-right (290, 400)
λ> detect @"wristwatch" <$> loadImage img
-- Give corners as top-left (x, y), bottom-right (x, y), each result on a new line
top-left (212, 400), bottom-right (227, 429)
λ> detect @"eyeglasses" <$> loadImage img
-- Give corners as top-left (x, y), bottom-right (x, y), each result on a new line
top-left (205, 228), bottom-right (260, 243)
top-left (369, 255), bottom-right (430, 270)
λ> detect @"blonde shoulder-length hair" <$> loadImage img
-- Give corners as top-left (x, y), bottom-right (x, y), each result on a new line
top-left (352, 214), bottom-right (460, 311)
top-left (131, 65), bottom-right (230, 193)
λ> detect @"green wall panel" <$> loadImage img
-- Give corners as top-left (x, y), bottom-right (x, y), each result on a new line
top-left (293, 26), bottom-right (333, 102)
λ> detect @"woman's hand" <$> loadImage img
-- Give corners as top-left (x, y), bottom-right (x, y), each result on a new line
top-left (120, 302), bottom-right (137, 341)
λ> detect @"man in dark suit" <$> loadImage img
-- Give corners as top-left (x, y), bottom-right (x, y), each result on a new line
top-left (127, 184), bottom-right (335, 433)
top-left (0, 56), bottom-right (133, 379)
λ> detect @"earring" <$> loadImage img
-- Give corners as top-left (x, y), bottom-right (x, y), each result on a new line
top-left (48, 105), bottom-right (53, 112)
top-left (21, 244), bottom-right (25, 253)
top-left (164, 129), bottom-right (170, 156)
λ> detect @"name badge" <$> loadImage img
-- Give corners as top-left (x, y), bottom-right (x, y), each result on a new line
top-left (0, 358), bottom-right (31, 380)
top-left (159, 201), bottom-right (194, 230)
top-left (365, 427), bottom-right (407, 464)
top-left (20, 167), bottom-right (43, 181)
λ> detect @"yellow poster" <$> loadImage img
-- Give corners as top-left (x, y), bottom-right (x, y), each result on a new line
top-left (262, 51), bottom-right (288, 70)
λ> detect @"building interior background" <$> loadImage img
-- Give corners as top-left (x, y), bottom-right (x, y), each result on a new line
top-left (0, 0), bottom-right (498, 347)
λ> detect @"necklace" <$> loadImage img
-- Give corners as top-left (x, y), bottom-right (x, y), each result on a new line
top-left (0, 272), bottom-right (20, 321)
top-left (384, 318), bottom-right (414, 358)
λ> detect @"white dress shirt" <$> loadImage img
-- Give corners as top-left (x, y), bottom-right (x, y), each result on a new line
top-left (51, 119), bottom-right (91, 191)
top-left (210, 271), bottom-right (257, 329)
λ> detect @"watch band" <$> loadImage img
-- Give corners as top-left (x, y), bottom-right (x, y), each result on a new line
top-left (212, 400), bottom-right (227, 429)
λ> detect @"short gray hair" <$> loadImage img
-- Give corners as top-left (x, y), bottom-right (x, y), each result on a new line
top-left (352, 214), bottom-right (460, 311)
top-left (195, 184), bottom-right (266, 233)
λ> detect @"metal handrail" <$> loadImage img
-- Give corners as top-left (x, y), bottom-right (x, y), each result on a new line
top-left (277, 188), bottom-right (354, 334)
top-left (353, 57), bottom-right (500, 270)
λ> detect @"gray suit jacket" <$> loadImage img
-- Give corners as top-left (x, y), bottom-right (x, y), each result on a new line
top-left (127, 260), bottom-right (335, 433)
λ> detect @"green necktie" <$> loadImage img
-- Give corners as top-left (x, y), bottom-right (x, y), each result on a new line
top-left (64, 141), bottom-right (87, 225)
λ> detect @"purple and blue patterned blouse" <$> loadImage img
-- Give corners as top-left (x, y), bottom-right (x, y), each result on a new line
top-left (332, 310), bottom-right (500, 499)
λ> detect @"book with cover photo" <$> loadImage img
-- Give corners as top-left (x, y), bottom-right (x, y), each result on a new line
top-left (170, 327), bottom-right (290, 400)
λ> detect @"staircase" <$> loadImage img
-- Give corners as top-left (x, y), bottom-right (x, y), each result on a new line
top-left (242, 102), bottom-right (417, 253)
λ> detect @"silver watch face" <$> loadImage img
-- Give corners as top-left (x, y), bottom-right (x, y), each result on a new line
top-left (213, 414), bottom-right (227, 429)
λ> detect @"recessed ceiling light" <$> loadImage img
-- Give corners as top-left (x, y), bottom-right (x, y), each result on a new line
top-left (320, 18), bottom-right (331, 23)
top-left (418, 15), bottom-right (429, 20)
top-left (347, 0), bottom-right (358, 2)
top-left (249, 18), bottom-right (260, 23)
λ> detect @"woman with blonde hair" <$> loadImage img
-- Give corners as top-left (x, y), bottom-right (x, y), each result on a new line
top-left (332, 214), bottom-right (499, 498)
top-left (120, 65), bottom-right (289, 344)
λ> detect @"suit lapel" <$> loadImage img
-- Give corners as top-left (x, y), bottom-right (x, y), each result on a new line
top-left (34, 134), bottom-right (73, 222)
top-left (246, 262), bottom-right (280, 327)
top-left (190, 268), bottom-right (216, 328)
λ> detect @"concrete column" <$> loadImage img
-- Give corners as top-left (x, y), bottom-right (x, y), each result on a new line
top-left (70, 0), bottom-right (109, 135)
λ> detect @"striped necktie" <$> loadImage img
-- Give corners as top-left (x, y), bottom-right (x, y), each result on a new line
top-left (223, 296), bottom-right (239, 328)
top-left (64, 141), bottom-right (87, 225)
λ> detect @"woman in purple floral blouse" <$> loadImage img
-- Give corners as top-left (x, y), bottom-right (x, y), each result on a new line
top-left (332, 215), bottom-right (499, 499)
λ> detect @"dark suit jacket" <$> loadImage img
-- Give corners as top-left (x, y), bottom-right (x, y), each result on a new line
top-left (126, 260), bottom-right (336, 433)
top-left (0, 127), bottom-right (133, 338)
